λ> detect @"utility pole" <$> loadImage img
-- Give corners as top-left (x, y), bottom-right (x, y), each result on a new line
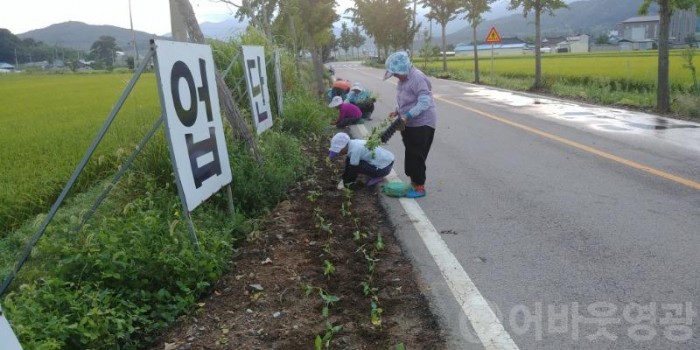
top-left (129, 0), bottom-right (140, 66)
top-left (169, 0), bottom-right (188, 41)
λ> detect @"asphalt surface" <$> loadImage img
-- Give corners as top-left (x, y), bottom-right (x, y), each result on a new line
top-left (331, 61), bottom-right (700, 350)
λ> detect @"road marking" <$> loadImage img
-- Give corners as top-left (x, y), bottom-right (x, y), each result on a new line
top-left (354, 124), bottom-right (520, 350)
top-left (436, 96), bottom-right (700, 191)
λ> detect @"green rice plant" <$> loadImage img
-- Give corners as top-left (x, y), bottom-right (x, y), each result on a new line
top-left (0, 73), bottom-right (160, 233)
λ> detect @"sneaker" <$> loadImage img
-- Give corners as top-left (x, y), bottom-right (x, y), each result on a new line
top-left (366, 176), bottom-right (385, 187)
top-left (405, 185), bottom-right (426, 198)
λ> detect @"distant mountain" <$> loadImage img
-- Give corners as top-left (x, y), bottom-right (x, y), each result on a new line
top-left (441, 0), bottom-right (652, 45)
top-left (17, 21), bottom-right (168, 53)
top-left (16, 19), bottom-right (250, 53)
top-left (16, 0), bottom-right (655, 54)
top-left (199, 18), bottom-right (249, 41)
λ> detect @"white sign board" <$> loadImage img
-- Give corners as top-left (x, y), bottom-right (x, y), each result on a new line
top-left (0, 306), bottom-right (23, 350)
top-left (242, 46), bottom-right (273, 134)
top-left (154, 40), bottom-right (232, 212)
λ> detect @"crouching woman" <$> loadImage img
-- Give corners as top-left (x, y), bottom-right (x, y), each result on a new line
top-left (328, 132), bottom-right (394, 187)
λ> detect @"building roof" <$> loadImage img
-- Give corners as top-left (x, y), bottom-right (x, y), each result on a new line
top-left (454, 42), bottom-right (527, 52)
top-left (454, 37), bottom-right (527, 51)
top-left (622, 15), bottom-right (660, 23)
top-left (0, 62), bottom-right (14, 69)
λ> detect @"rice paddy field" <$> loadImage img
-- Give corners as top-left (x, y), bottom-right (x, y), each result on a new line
top-left (423, 49), bottom-right (696, 90)
top-left (0, 72), bottom-right (161, 233)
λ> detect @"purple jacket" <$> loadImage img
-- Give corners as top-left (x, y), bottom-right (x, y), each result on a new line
top-left (395, 67), bottom-right (437, 128)
top-left (333, 103), bottom-right (362, 125)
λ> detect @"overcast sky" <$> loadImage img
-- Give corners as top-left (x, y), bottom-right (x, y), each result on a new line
top-left (2, 0), bottom-right (356, 36)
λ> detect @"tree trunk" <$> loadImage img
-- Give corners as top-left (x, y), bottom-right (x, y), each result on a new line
top-left (534, 7), bottom-right (542, 89)
top-left (172, 0), bottom-right (260, 162)
top-left (306, 31), bottom-right (327, 96)
top-left (657, 0), bottom-right (671, 113)
top-left (441, 23), bottom-right (448, 72)
top-left (473, 25), bottom-right (480, 83)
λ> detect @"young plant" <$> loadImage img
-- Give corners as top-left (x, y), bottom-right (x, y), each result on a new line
top-left (303, 285), bottom-right (341, 319)
top-left (323, 259), bottom-right (336, 278)
top-left (319, 289), bottom-right (340, 318)
top-left (340, 187), bottom-right (353, 217)
top-left (307, 190), bottom-right (320, 203)
top-left (374, 232), bottom-right (385, 251)
top-left (360, 281), bottom-right (378, 297)
top-left (314, 322), bottom-right (343, 350)
top-left (370, 299), bottom-right (383, 329)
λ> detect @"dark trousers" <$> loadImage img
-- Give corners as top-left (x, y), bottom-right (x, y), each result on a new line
top-left (353, 101), bottom-right (375, 119)
top-left (343, 158), bottom-right (393, 185)
top-left (400, 126), bottom-right (435, 186)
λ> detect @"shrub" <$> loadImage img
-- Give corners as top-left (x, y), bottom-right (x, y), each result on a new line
top-left (673, 93), bottom-right (700, 119)
top-left (229, 131), bottom-right (311, 216)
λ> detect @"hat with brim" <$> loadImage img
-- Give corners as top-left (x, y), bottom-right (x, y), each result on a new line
top-left (329, 132), bottom-right (350, 158)
top-left (382, 70), bottom-right (394, 81)
top-left (328, 96), bottom-right (343, 108)
top-left (383, 51), bottom-right (411, 80)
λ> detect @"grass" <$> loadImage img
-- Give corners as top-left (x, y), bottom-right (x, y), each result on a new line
top-left (0, 33), bottom-right (329, 347)
top-left (0, 73), bottom-right (160, 233)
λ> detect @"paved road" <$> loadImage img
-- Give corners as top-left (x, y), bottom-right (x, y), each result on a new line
top-left (331, 62), bottom-right (700, 350)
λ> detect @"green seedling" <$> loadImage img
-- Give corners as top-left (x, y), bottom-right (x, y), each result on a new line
top-left (320, 290), bottom-right (341, 318)
top-left (307, 190), bottom-right (320, 203)
top-left (315, 322), bottom-right (343, 350)
top-left (353, 230), bottom-right (362, 242)
top-left (370, 299), bottom-right (383, 329)
top-left (323, 260), bottom-right (336, 278)
top-left (360, 281), bottom-right (378, 297)
top-left (374, 232), bottom-right (385, 251)
top-left (340, 202), bottom-right (351, 217)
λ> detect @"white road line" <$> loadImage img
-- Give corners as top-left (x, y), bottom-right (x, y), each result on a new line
top-left (353, 124), bottom-right (519, 350)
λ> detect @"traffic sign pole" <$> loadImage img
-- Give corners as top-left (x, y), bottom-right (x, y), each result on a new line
top-left (484, 27), bottom-right (502, 84)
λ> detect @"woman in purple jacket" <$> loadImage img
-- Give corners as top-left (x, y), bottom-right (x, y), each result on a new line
top-left (383, 51), bottom-right (436, 198)
top-left (328, 95), bottom-right (362, 128)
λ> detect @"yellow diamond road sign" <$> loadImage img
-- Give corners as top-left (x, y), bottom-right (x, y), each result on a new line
top-left (485, 27), bottom-right (502, 44)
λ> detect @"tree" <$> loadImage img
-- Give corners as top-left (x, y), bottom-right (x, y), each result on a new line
top-left (339, 22), bottom-right (352, 56)
top-left (347, 0), bottom-right (420, 60)
top-left (463, 0), bottom-right (496, 83)
top-left (639, 0), bottom-right (700, 113)
top-left (89, 35), bottom-right (120, 69)
top-left (0, 29), bottom-right (20, 63)
top-left (595, 34), bottom-right (610, 45)
top-left (350, 27), bottom-right (366, 59)
top-left (421, 0), bottom-right (465, 71)
top-left (292, 0), bottom-right (338, 94)
top-left (508, 0), bottom-right (568, 89)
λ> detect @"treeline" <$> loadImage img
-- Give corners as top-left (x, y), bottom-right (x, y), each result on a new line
top-left (0, 28), bottom-right (82, 65)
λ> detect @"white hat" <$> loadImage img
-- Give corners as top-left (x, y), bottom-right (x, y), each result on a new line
top-left (328, 96), bottom-right (343, 108)
top-left (351, 83), bottom-right (363, 91)
top-left (328, 132), bottom-right (350, 158)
